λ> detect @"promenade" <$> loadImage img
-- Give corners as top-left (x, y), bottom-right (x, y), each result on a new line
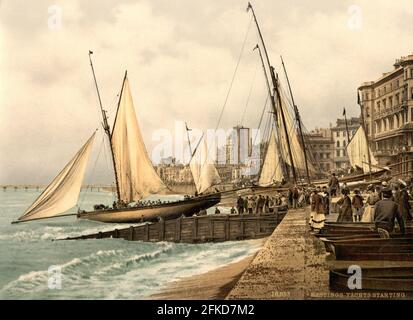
top-left (226, 208), bottom-right (413, 300)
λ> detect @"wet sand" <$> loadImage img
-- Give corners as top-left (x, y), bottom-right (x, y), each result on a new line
top-left (150, 239), bottom-right (265, 300)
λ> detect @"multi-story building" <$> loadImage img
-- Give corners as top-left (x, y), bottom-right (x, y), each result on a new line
top-left (358, 54), bottom-right (413, 175)
top-left (155, 164), bottom-right (193, 185)
top-left (306, 128), bottom-right (334, 173)
top-left (330, 117), bottom-right (361, 170)
top-left (225, 126), bottom-right (252, 165)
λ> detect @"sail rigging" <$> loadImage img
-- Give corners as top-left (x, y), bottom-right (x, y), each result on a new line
top-left (17, 132), bottom-right (96, 222)
top-left (189, 136), bottom-right (221, 194)
top-left (111, 72), bottom-right (168, 202)
top-left (347, 126), bottom-right (378, 172)
top-left (276, 90), bottom-right (317, 177)
top-left (258, 129), bottom-right (284, 186)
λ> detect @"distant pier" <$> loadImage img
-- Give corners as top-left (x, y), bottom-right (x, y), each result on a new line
top-left (0, 185), bottom-right (115, 192)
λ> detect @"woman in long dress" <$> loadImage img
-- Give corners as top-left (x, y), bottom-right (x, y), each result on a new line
top-left (311, 190), bottom-right (326, 230)
top-left (337, 188), bottom-right (353, 222)
top-left (361, 185), bottom-right (380, 222)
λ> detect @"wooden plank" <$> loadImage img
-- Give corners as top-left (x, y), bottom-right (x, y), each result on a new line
top-left (144, 223), bottom-right (149, 241)
top-left (225, 216), bottom-right (230, 241)
top-left (176, 217), bottom-right (182, 242)
top-left (129, 226), bottom-right (134, 241)
top-left (159, 218), bottom-right (165, 241)
top-left (193, 216), bottom-right (198, 241)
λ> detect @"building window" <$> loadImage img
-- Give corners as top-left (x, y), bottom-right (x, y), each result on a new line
top-left (337, 141), bottom-right (340, 148)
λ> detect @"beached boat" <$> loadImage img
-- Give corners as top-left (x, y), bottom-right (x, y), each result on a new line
top-left (319, 233), bottom-right (413, 253)
top-left (330, 267), bottom-right (413, 292)
top-left (323, 238), bottom-right (413, 261)
top-left (13, 54), bottom-right (222, 224)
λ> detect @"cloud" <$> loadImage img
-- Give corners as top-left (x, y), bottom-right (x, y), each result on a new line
top-left (0, 0), bottom-right (412, 184)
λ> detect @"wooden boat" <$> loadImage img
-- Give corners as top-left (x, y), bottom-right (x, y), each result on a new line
top-left (330, 267), bottom-right (413, 292)
top-left (320, 224), bottom-right (412, 237)
top-left (77, 193), bottom-right (221, 223)
top-left (14, 55), bottom-right (223, 224)
top-left (319, 233), bottom-right (413, 253)
top-left (323, 238), bottom-right (413, 261)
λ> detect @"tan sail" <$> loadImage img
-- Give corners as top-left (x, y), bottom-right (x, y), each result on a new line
top-left (111, 74), bottom-right (167, 202)
top-left (258, 129), bottom-right (284, 186)
top-left (189, 137), bottom-right (221, 194)
top-left (277, 94), bottom-right (317, 176)
top-left (18, 132), bottom-right (96, 222)
top-left (347, 126), bottom-right (378, 172)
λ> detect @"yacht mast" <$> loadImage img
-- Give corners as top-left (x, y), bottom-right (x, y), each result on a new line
top-left (88, 51), bottom-right (121, 200)
top-left (281, 56), bottom-right (311, 185)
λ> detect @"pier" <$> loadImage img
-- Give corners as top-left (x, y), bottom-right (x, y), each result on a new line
top-left (226, 208), bottom-right (413, 300)
top-left (64, 209), bottom-right (287, 244)
top-left (0, 185), bottom-right (114, 192)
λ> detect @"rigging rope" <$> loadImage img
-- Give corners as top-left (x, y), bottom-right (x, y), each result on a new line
top-left (240, 63), bottom-right (259, 126)
top-left (252, 93), bottom-right (270, 147)
top-left (198, 15), bottom-right (253, 176)
top-left (213, 15), bottom-right (253, 132)
top-left (78, 130), bottom-right (106, 208)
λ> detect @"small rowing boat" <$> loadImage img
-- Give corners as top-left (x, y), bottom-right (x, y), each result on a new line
top-left (322, 238), bottom-right (413, 261)
top-left (330, 267), bottom-right (413, 292)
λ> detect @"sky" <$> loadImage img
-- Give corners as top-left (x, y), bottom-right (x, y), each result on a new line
top-left (1, 0), bottom-right (412, 185)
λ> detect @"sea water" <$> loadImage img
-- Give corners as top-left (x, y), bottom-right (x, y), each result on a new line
top-left (0, 189), bottom-right (261, 299)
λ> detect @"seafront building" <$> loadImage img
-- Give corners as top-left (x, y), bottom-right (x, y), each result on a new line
top-left (330, 117), bottom-right (360, 170)
top-left (358, 54), bottom-right (413, 175)
top-left (306, 128), bottom-right (334, 173)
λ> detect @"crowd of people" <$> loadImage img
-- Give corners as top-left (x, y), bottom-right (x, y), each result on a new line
top-left (309, 172), bottom-right (413, 237)
top-left (233, 194), bottom-right (288, 215)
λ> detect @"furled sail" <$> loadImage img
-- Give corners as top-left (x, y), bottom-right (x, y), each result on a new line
top-left (111, 73), bottom-right (167, 202)
top-left (277, 99), bottom-right (317, 176)
top-left (258, 129), bottom-right (284, 186)
top-left (17, 132), bottom-right (96, 222)
top-left (347, 126), bottom-right (378, 172)
top-left (189, 136), bottom-right (221, 194)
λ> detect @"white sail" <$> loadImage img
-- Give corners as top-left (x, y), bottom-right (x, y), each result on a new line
top-left (277, 96), bottom-right (317, 176)
top-left (189, 137), bottom-right (221, 194)
top-left (258, 130), bottom-right (284, 186)
top-left (347, 126), bottom-right (378, 172)
top-left (111, 74), bottom-right (167, 202)
top-left (18, 132), bottom-right (96, 222)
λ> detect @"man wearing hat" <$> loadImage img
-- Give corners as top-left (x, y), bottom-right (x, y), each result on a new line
top-left (337, 188), bottom-right (352, 222)
top-left (328, 173), bottom-right (339, 197)
top-left (374, 188), bottom-right (405, 238)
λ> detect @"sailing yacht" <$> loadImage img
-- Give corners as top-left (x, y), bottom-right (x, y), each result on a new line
top-left (14, 63), bottom-right (221, 224)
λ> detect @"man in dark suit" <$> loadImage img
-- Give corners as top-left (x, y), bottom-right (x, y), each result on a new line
top-left (398, 185), bottom-right (412, 221)
top-left (374, 188), bottom-right (405, 238)
top-left (328, 173), bottom-right (339, 197)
